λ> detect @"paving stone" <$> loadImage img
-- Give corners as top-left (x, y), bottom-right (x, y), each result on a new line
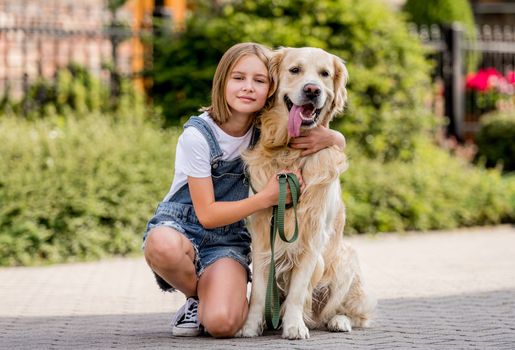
top-left (1, 226), bottom-right (515, 349)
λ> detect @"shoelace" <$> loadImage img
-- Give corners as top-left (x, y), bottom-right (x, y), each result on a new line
top-left (183, 300), bottom-right (198, 323)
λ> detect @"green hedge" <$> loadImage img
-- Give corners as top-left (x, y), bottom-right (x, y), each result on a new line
top-left (0, 64), bottom-right (145, 120)
top-left (403, 0), bottom-right (478, 72)
top-left (475, 110), bottom-right (515, 172)
top-left (343, 141), bottom-right (515, 234)
top-left (153, 0), bottom-right (434, 161)
top-left (0, 113), bottom-right (179, 266)
top-left (403, 0), bottom-right (476, 37)
top-left (1, 114), bottom-right (514, 266)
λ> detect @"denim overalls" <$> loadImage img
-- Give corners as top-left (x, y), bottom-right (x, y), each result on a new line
top-left (143, 115), bottom-right (258, 292)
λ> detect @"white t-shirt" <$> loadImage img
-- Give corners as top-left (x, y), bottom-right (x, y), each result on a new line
top-left (163, 112), bottom-right (253, 202)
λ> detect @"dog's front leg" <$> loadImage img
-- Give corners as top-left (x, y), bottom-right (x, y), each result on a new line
top-left (281, 250), bottom-right (319, 340)
top-left (236, 252), bottom-right (268, 337)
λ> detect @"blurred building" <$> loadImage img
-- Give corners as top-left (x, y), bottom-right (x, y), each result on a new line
top-left (469, 0), bottom-right (515, 27)
top-left (385, 0), bottom-right (515, 27)
top-left (0, 0), bottom-right (185, 98)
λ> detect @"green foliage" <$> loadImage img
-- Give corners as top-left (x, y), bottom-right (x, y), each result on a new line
top-left (403, 0), bottom-right (476, 37)
top-left (475, 110), bottom-right (515, 172)
top-left (1, 0), bottom-right (512, 267)
top-left (107, 0), bottom-right (128, 12)
top-left (153, 0), bottom-right (434, 161)
top-left (0, 113), bottom-right (179, 266)
top-left (0, 64), bottom-right (145, 120)
top-left (1, 112), bottom-right (513, 266)
top-left (342, 141), bottom-right (515, 234)
top-left (403, 0), bottom-right (478, 71)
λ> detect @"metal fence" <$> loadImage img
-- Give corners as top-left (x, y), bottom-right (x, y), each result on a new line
top-left (3, 3), bottom-right (514, 141)
top-left (411, 23), bottom-right (515, 141)
top-left (0, 1), bottom-right (148, 100)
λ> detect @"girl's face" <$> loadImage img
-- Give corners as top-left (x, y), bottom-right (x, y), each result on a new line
top-left (225, 54), bottom-right (270, 119)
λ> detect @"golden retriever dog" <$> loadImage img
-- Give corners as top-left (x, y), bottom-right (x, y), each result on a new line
top-left (239, 47), bottom-right (375, 339)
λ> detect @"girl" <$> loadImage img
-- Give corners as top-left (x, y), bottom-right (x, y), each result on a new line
top-left (143, 43), bottom-right (345, 338)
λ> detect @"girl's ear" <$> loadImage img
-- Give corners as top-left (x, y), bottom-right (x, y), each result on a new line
top-left (331, 55), bottom-right (348, 116)
top-left (267, 48), bottom-right (286, 98)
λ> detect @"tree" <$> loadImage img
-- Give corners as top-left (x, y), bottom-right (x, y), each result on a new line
top-left (153, 0), bottom-right (434, 161)
top-left (403, 0), bottom-right (478, 72)
top-left (403, 0), bottom-right (476, 37)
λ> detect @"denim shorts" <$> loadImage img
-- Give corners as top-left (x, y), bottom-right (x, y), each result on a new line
top-left (142, 201), bottom-right (252, 292)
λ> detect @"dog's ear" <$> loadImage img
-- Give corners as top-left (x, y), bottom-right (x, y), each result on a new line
top-left (267, 48), bottom-right (286, 99)
top-left (331, 55), bottom-right (348, 116)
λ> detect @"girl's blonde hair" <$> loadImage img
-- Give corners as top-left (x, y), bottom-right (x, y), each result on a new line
top-left (204, 42), bottom-right (274, 124)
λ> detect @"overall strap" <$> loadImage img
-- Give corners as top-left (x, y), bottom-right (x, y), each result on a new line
top-left (248, 125), bottom-right (261, 150)
top-left (243, 124), bottom-right (260, 192)
top-left (184, 116), bottom-right (224, 166)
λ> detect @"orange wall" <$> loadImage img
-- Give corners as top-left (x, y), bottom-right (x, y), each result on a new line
top-left (129, 0), bottom-right (186, 93)
top-left (166, 0), bottom-right (187, 29)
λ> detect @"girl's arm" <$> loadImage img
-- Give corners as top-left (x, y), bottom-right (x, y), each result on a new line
top-left (289, 125), bottom-right (346, 156)
top-left (188, 169), bottom-right (303, 229)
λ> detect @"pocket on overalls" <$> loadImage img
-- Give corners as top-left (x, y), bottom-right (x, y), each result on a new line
top-left (211, 172), bottom-right (243, 180)
top-left (182, 219), bottom-right (212, 248)
top-left (234, 228), bottom-right (251, 250)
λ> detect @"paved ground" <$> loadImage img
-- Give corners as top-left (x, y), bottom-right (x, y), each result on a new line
top-left (1, 225), bottom-right (515, 349)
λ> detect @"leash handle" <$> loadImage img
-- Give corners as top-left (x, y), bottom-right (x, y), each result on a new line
top-left (277, 173), bottom-right (299, 243)
top-left (265, 172), bottom-right (301, 330)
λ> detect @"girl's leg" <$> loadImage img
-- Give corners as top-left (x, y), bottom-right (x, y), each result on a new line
top-left (197, 258), bottom-right (249, 338)
top-left (144, 226), bottom-right (198, 297)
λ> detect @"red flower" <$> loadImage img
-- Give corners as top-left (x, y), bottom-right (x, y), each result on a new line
top-left (506, 71), bottom-right (515, 85)
top-left (466, 68), bottom-right (503, 92)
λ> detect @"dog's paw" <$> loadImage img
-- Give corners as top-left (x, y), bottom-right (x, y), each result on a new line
top-left (235, 322), bottom-right (264, 338)
top-left (282, 322), bottom-right (310, 340)
top-left (327, 315), bottom-right (352, 332)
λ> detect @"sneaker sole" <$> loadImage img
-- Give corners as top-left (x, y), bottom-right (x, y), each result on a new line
top-left (172, 327), bottom-right (202, 337)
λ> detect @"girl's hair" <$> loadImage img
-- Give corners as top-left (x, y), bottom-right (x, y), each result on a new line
top-left (204, 42), bottom-right (274, 124)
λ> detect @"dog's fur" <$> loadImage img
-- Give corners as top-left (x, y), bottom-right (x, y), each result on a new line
top-left (239, 47), bottom-right (375, 339)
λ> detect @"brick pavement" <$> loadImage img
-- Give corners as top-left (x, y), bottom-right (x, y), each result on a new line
top-left (1, 226), bottom-right (514, 349)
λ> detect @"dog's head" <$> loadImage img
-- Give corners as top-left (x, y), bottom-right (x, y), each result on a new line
top-left (268, 47), bottom-right (348, 138)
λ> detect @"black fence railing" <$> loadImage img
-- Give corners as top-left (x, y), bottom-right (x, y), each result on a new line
top-left (410, 23), bottom-right (515, 141)
top-left (3, 12), bottom-right (514, 142)
top-left (0, 21), bottom-right (148, 101)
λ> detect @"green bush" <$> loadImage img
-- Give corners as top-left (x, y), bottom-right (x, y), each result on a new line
top-left (342, 141), bottom-right (515, 234)
top-left (0, 64), bottom-right (145, 119)
top-left (1, 0), bottom-right (512, 267)
top-left (1, 112), bottom-right (513, 266)
top-left (475, 110), bottom-right (515, 172)
top-left (403, 0), bottom-right (475, 35)
top-left (403, 0), bottom-right (478, 72)
top-left (0, 113), bottom-right (179, 266)
top-left (153, 0), bottom-right (434, 161)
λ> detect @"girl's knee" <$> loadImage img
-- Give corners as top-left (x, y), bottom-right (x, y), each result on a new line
top-left (144, 228), bottom-right (188, 268)
top-left (203, 310), bottom-right (244, 338)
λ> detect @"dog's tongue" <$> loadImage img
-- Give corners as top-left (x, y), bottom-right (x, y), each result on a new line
top-left (288, 104), bottom-right (303, 137)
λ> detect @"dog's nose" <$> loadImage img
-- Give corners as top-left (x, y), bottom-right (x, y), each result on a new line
top-left (303, 84), bottom-right (321, 100)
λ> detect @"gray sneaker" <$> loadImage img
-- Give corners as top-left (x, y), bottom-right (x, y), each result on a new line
top-left (171, 297), bottom-right (203, 336)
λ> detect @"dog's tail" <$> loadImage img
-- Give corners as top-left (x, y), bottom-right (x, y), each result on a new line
top-left (317, 245), bottom-right (377, 328)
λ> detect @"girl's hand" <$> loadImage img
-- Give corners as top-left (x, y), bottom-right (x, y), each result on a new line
top-left (289, 125), bottom-right (346, 156)
top-left (260, 169), bottom-right (305, 207)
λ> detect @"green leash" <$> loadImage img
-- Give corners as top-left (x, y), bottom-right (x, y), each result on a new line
top-left (265, 173), bottom-right (301, 330)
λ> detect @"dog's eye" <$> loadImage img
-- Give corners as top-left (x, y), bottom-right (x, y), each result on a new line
top-left (320, 70), bottom-right (330, 78)
top-left (289, 67), bottom-right (300, 74)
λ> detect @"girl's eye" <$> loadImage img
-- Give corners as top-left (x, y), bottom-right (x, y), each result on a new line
top-left (289, 67), bottom-right (300, 74)
top-left (255, 79), bottom-right (266, 84)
